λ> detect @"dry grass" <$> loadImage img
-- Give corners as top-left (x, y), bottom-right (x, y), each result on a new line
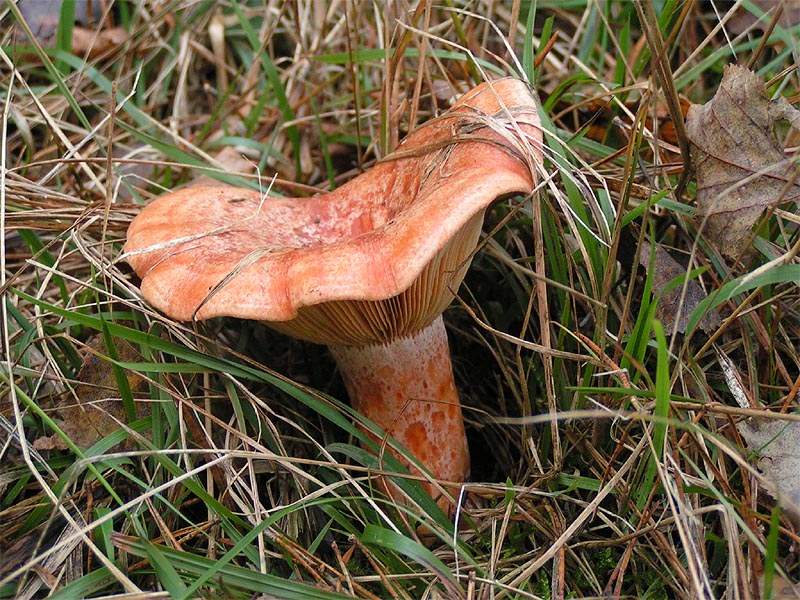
top-left (1, 1), bottom-right (799, 599)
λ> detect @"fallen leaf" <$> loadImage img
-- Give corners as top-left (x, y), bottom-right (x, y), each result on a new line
top-left (71, 24), bottom-right (128, 58)
top-left (190, 145), bottom-right (255, 188)
top-left (718, 348), bottom-right (800, 521)
top-left (14, 0), bottom-right (127, 59)
top-left (34, 337), bottom-right (147, 451)
top-left (728, 0), bottom-right (800, 35)
top-left (638, 241), bottom-right (721, 334)
top-left (686, 65), bottom-right (800, 258)
top-left (738, 418), bottom-right (800, 522)
top-left (759, 574), bottom-right (800, 600)
top-left (17, 0), bottom-right (103, 45)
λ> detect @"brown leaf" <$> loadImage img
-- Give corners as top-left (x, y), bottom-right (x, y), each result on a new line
top-left (738, 418), bottom-right (800, 521)
top-left (720, 348), bottom-right (800, 521)
top-left (728, 0), bottom-right (800, 35)
top-left (14, 0), bottom-right (126, 59)
top-left (638, 241), bottom-right (721, 334)
top-left (759, 574), bottom-right (800, 600)
top-left (190, 145), bottom-right (255, 188)
top-left (71, 25), bottom-right (128, 59)
top-left (17, 0), bottom-right (103, 46)
top-left (33, 337), bottom-right (147, 451)
top-left (686, 65), bottom-right (800, 258)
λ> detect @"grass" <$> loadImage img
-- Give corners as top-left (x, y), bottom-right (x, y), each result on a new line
top-left (2, 1), bottom-right (799, 598)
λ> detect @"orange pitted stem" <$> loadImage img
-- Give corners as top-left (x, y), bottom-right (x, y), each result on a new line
top-left (330, 316), bottom-right (469, 509)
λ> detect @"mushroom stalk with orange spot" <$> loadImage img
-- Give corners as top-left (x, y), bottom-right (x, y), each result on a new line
top-left (330, 316), bottom-right (469, 498)
top-left (123, 78), bottom-right (543, 512)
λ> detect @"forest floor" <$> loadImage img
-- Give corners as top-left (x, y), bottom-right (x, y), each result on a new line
top-left (2, 1), bottom-right (799, 599)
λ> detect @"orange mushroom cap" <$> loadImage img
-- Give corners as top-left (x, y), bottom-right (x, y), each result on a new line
top-left (123, 78), bottom-right (542, 346)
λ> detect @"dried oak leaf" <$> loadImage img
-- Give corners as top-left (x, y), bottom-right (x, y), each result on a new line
top-left (687, 65), bottom-right (800, 258)
top-left (638, 241), bottom-right (721, 334)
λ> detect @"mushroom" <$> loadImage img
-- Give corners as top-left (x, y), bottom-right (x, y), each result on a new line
top-left (123, 77), bottom-right (542, 510)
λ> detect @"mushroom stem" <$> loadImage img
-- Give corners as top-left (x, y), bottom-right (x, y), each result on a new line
top-left (329, 316), bottom-right (469, 508)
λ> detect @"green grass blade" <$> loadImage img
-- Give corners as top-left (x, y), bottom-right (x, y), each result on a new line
top-left (112, 534), bottom-right (355, 599)
top-left (361, 524), bottom-right (463, 595)
top-left (55, 0), bottom-right (75, 73)
top-left (143, 541), bottom-right (190, 598)
top-left (44, 567), bottom-right (115, 600)
top-left (687, 265), bottom-right (800, 335)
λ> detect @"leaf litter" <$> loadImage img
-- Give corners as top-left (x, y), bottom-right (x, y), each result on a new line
top-left (718, 348), bottom-right (800, 522)
top-left (33, 337), bottom-right (147, 452)
top-left (688, 63), bottom-right (800, 544)
top-left (637, 240), bottom-right (721, 334)
top-left (687, 64), bottom-right (800, 259)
